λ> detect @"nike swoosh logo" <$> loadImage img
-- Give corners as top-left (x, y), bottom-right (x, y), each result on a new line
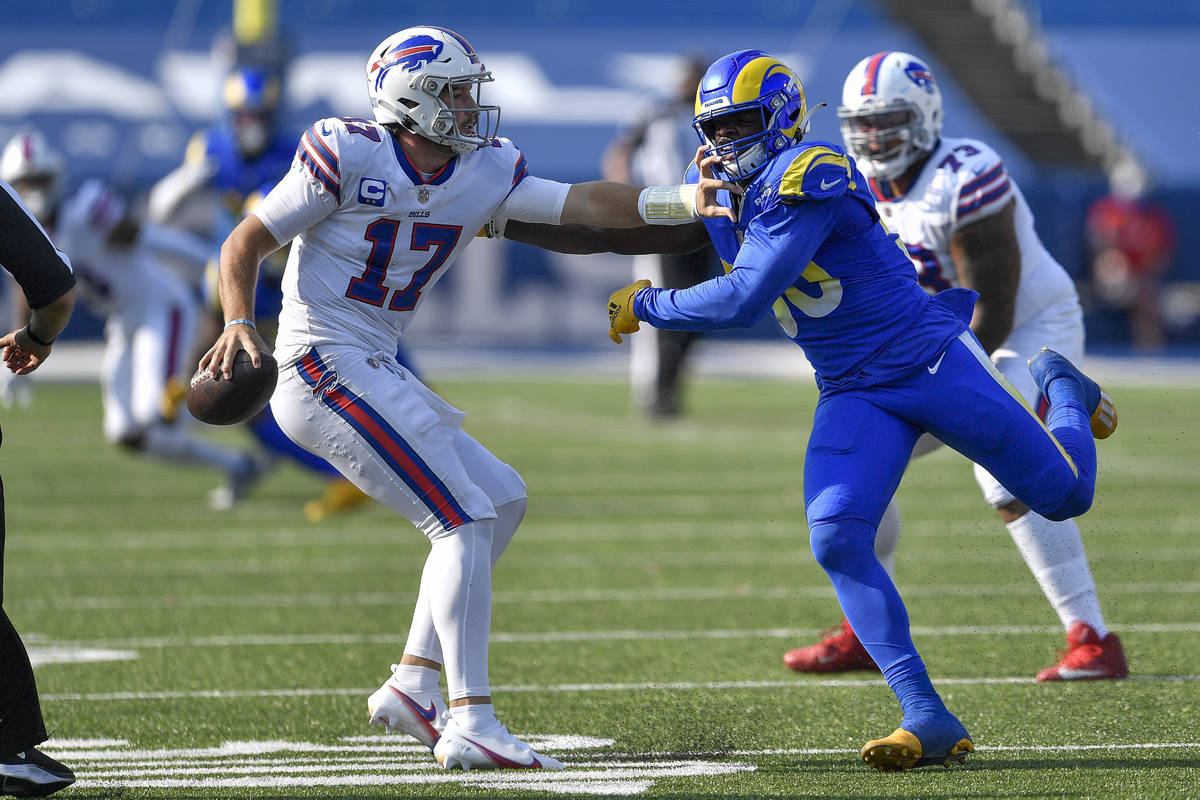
top-left (1055, 667), bottom-right (1113, 680)
top-left (927, 352), bottom-right (946, 374)
top-left (391, 686), bottom-right (438, 721)
top-left (820, 178), bottom-right (841, 190)
top-left (459, 734), bottom-right (543, 769)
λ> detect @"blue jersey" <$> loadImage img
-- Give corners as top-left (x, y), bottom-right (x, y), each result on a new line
top-left (187, 126), bottom-right (296, 213)
top-left (633, 140), bottom-right (975, 391)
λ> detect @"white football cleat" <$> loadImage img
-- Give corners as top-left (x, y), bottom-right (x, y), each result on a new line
top-left (433, 720), bottom-right (565, 771)
top-left (367, 678), bottom-right (448, 750)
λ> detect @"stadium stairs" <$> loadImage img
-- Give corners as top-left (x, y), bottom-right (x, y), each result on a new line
top-left (871, 0), bottom-right (1124, 172)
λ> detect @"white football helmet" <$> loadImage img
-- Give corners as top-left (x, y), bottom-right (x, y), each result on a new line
top-left (365, 26), bottom-right (500, 155)
top-left (0, 131), bottom-right (64, 219)
top-left (838, 51), bottom-right (942, 180)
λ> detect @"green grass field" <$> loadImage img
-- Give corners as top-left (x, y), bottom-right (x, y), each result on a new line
top-left (3, 376), bottom-right (1198, 799)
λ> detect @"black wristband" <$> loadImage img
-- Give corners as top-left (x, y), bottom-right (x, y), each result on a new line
top-left (24, 323), bottom-right (55, 347)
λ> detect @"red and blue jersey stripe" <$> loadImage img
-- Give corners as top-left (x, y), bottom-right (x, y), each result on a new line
top-left (511, 153), bottom-right (528, 186)
top-left (297, 349), bottom-right (473, 531)
top-left (298, 124), bottom-right (341, 202)
top-left (956, 161), bottom-right (1011, 221)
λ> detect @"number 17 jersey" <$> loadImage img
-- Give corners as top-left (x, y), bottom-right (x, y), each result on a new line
top-left (255, 116), bottom-right (531, 365)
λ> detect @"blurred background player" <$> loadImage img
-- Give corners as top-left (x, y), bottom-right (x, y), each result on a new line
top-left (783, 51), bottom-right (1127, 682)
top-left (601, 54), bottom-right (719, 418)
top-left (1085, 157), bottom-right (1176, 353)
top-left (0, 131), bottom-right (264, 510)
top-left (0, 176), bottom-right (78, 799)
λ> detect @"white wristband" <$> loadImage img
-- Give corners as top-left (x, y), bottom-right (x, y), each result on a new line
top-left (638, 184), bottom-right (699, 225)
top-left (224, 318), bottom-right (256, 330)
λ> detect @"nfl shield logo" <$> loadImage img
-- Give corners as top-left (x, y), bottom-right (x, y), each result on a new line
top-left (417, 186), bottom-right (431, 204)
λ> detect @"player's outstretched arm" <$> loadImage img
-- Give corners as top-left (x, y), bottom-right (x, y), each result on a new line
top-left (504, 220), bottom-right (709, 256)
top-left (200, 215), bottom-right (280, 379)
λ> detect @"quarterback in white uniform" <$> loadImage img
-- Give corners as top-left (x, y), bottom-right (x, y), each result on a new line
top-left (0, 132), bottom-right (263, 510)
top-left (201, 25), bottom-right (721, 771)
top-left (784, 52), bottom-right (1127, 682)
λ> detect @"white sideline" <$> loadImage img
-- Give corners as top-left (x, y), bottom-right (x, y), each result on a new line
top-left (41, 672), bottom-right (1200, 702)
top-left (31, 620), bottom-right (1200, 652)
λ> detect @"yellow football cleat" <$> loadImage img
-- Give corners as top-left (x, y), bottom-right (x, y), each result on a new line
top-left (861, 727), bottom-right (973, 772)
top-left (303, 478), bottom-right (372, 522)
top-left (160, 376), bottom-right (189, 423)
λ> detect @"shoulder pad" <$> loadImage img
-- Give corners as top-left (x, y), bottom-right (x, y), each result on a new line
top-left (296, 118), bottom-right (349, 203)
top-left (948, 139), bottom-right (1012, 224)
top-left (776, 145), bottom-right (855, 201)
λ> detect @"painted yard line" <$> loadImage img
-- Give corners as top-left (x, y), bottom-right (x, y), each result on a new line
top-left (19, 546), bottom-right (1200, 579)
top-left (10, 580), bottom-right (1200, 611)
top-left (42, 673), bottom-right (1200, 702)
top-left (36, 621), bottom-right (1200, 651)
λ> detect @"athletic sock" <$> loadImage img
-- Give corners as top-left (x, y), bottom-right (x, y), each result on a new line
top-left (1006, 513), bottom-right (1107, 637)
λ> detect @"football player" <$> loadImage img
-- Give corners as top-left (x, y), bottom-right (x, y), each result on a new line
top-left (501, 49), bottom-right (1117, 771)
top-left (781, 51), bottom-right (1126, 683)
top-left (200, 25), bottom-right (724, 771)
top-left (0, 132), bottom-right (265, 510)
top-left (151, 67), bottom-right (408, 521)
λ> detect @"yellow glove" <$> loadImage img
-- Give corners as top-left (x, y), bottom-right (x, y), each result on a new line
top-left (607, 279), bottom-right (651, 344)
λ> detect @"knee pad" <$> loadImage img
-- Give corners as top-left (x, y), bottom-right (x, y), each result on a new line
top-left (808, 516), bottom-right (875, 573)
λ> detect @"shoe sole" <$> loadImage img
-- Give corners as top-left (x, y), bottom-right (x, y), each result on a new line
top-left (861, 737), bottom-right (973, 772)
top-left (0, 774), bottom-right (75, 798)
top-left (1091, 389), bottom-right (1117, 439)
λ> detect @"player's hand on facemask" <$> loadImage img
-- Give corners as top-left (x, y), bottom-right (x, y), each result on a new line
top-left (607, 279), bottom-right (651, 344)
top-left (694, 145), bottom-right (742, 223)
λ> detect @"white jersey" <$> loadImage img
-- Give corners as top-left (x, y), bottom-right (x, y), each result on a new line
top-left (54, 179), bottom-right (186, 318)
top-left (870, 136), bottom-right (1077, 335)
top-left (255, 117), bottom-right (565, 365)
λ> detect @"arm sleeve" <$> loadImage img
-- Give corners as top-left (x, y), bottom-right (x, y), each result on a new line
top-left (0, 180), bottom-right (76, 308)
top-left (252, 165), bottom-right (337, 245)
top-left (495, 175), bottom-right (570, 225)
top-left (634, 200), bottom-right (835, 330)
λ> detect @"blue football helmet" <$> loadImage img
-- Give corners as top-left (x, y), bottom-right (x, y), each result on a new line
top-left (692, 50), bottom-right (810, 182)
top-left (223, 66), bottom-right (282, 158)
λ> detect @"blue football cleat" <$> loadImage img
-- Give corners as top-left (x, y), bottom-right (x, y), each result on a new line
top-left (1028, 348), bottom-right (1117, 439)
top-left (861, 712), bottom-right (973, 772)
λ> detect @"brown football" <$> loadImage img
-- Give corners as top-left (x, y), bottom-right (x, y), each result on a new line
top-left (186, 350), bottom-right (278, 425)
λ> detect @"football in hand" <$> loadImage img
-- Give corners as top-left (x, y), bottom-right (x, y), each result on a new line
top-left (186, 350), bottom-right (278, 425)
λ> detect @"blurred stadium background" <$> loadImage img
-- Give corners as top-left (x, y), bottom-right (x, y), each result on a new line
top-left (2, 0), bottom-right (1199, 359)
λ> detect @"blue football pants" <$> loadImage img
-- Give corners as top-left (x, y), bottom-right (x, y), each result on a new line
top-left (804, 331), bottom-right (1097, 685)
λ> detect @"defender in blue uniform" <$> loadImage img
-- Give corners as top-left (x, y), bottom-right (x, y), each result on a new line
top-left (505, 50), bottom-right (1118, 771)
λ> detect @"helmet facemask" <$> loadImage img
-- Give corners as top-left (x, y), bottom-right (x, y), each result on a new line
top-left (393, 71), bottom-right (500, 155)
top-left (838, 102), bottom-right (928, 180)
top-left (694, 91), bottom-right (799, 183)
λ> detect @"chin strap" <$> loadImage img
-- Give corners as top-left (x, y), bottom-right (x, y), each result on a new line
top-left (795, 101), bottom-right (828, 139)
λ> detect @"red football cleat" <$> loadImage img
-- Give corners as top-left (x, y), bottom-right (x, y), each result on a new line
top-left (1036, 621), bottom-right (1129, 682)
top-left (783, 618), bottom-right (879, 673)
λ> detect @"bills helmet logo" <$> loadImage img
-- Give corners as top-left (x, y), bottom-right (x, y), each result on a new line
top-left (371, 35), bottom-right (444, 89)
top-left (904, 61), bottom-right (936, 93)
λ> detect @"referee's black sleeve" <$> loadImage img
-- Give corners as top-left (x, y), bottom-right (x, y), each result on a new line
top-left (0, 180), bottom-right (76, 309)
